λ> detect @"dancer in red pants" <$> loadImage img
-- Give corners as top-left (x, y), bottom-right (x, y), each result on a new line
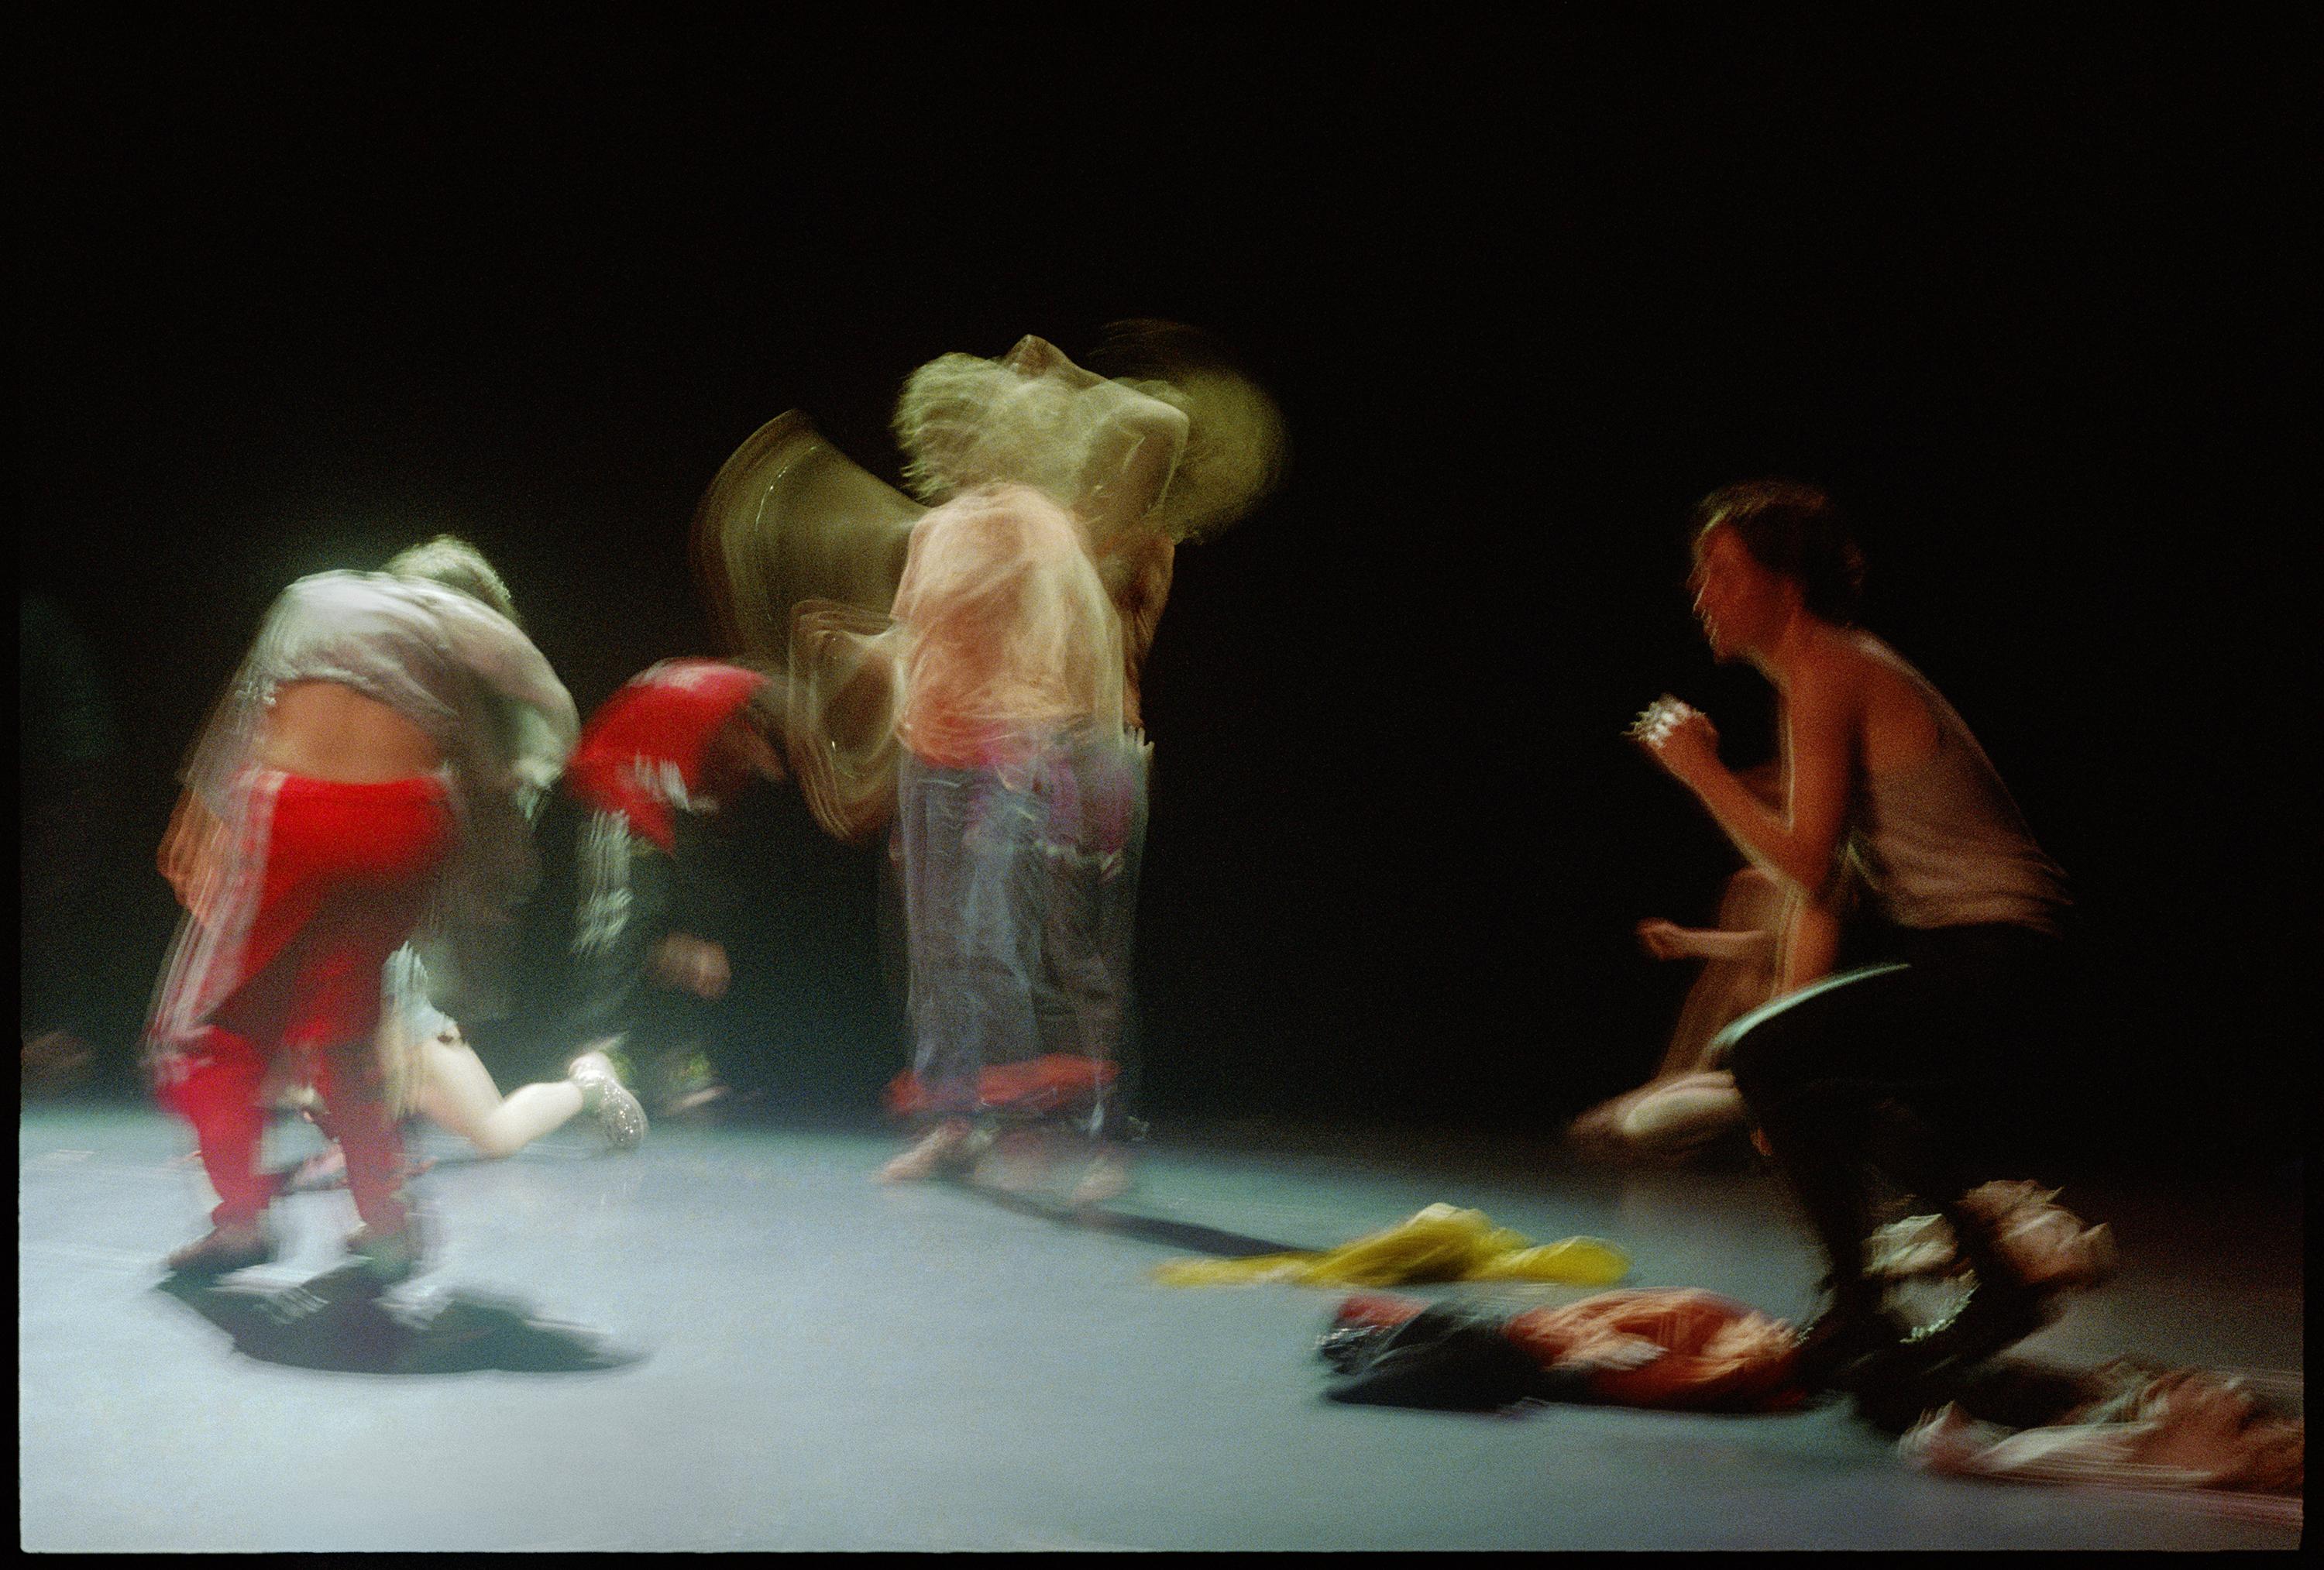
top-left (150, 536), bottom-right (576, 1282)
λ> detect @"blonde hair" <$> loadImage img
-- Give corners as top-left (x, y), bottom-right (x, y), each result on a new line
top-left (385, 534), bottom-right (518, 625)
top-left (893, 353), bottom-right (1095, 507)
top-left (892, 326), bottom-right (1288, 544)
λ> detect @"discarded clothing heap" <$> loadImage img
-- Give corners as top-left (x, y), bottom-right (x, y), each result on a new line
top-left (1153, 1204), bottom-right (1629, 1290)
top-left (1318, 1288), bottom-right (1807, 1414)
top-left (1899, 1360), bottom-right (2302, 1521)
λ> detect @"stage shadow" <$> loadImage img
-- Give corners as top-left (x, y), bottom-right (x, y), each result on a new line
top-left (268, 1148), bottom-right (503, 1197)
top-left (954, 1180), bottom-right (1311, 1259)
top-left (155, 1264), bottom-right (644, 1376)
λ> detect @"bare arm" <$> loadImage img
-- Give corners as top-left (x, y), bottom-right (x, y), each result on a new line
top-left (1635, 919), bottom-right (1778, 964)
top-left (1078, 401), bottom-right (1188, 543)
top-left (999, 335), bottom-right (1190, 539)
top-left (1098, 530), bottom-right (1174, 702)
top-left (159, 789), bottom-right (223, 914)
top-left (433, 593), bottom-right (579, 796)
top-left (1640, 670), bottom-right (1856, 902)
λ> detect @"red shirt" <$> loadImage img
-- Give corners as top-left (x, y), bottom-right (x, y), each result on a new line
top-left (562, 661), bottom-right (768, 854)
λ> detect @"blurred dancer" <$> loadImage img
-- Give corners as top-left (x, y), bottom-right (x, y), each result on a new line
top-left (870, 482), bottom-right (1137, 1196)
top-left (894, 327), bottom-right (1284, 737)
top-left (694, 319), bottom-right (1284, 724)
top-left (702, 325), bottom-right (1282, 1197)
top-left (150, 536), bottom-right (576, 1281)
top-left (552, 658), bottom-right (789, 1115)
top-left (1636, 866), bottom-right (1789, 1078)
top-left (1635, 480), bottom-right (2075, 1401)
top-left (1571, 759), bottom-right (1882, 1163)
top-left (875, 331), bottom-right (1282, 1197)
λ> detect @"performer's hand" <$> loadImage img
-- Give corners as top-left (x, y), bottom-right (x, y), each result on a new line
top-left (652, 934), bottom-right (731, 1000)
top-left (158, 792), bottom-right (196, 891)
top-left (1635, 919), bottom-right (1696, 961)
top-left (159, 792), bottom-right (223, 916)
top-left (1002, 334), bottom-right (1100, 389)
top-left (1655, 708), bottom-right (1721, 785)
top-left (1631, 698), bottom-right (1721, 787)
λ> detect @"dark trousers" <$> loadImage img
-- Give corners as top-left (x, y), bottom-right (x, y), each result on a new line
top-left (566, 807), bottom-right (677, 1048)
top-left (1721, 922), bottom-right (2064, 1306)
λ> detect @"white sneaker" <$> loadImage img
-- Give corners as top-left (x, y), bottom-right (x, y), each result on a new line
top-left (570, 1051), bottom-right (648, 1152)
top-left (1868, 1182), bottom-right (2119, 1295)
top-left (1976, 1184), bottom-right (2119, 1291)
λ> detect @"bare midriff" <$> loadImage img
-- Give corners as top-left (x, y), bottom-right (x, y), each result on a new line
top-left (256, 680), bottom-right (443, 782)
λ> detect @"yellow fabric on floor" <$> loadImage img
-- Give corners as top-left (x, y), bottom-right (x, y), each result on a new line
top-left (1153, 1202), bottom-right (1630, 1287)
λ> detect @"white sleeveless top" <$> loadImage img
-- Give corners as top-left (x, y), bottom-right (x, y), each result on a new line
top-left (1849, 637), bottom-right (2070, 933)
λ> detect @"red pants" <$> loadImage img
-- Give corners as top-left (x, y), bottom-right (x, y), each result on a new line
top-left (153, 772), bottom-right (452, 1230)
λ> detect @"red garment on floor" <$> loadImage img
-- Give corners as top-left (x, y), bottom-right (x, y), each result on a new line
top-left (153, 771), bottom-right (451, 1230)
top-left (562, 660), bottom-right (768, 854)
top-left (1334, 1287), bottom-right (1807, 1413)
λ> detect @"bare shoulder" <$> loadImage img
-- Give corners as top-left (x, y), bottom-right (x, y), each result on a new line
top-left (1838, 631), bottom-right (1930, 701)
top-left (1789, 630), bottom-right (1876, 715)
top-left (1840, 631), bottom-right (1944, 764)
top-left (1813, 629), bottom-right (1910, 694)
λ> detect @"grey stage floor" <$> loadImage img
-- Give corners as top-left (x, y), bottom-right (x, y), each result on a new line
top-left (18, 1101), bottom-right (2304, 1551)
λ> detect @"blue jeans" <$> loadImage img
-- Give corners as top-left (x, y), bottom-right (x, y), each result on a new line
top-left (897, 733), bottom-right (1147, 1133)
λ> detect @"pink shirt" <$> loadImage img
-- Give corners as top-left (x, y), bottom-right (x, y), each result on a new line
top-left (891, 484), bottom-right (1122, 768)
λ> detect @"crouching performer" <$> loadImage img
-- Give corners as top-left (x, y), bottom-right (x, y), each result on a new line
top-left (150, 536), bottom-right (577, 1283)
top-left (548, 658), bottom-right (792, 1115)
top-left (1635, 482), bottom-right (2085, 1421)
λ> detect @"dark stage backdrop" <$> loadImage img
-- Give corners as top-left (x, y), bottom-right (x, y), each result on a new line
top-left (19, 16), bottom-right (2309, 1165)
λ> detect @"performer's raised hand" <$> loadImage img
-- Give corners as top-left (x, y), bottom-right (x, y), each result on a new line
top-left (1002, 333), bottom-right (1100, 389)
top-left (1629, 695), bottom-right (1720, 786)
